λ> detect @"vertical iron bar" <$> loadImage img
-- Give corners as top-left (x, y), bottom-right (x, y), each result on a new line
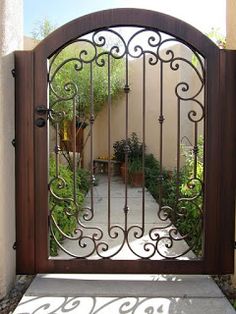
top-left (142, 54), bottom-right (146, 231)
top-left (72, 96), bottom-right (77, 203)
top-left (176, 98), bottom-right (181, 199)
top-left (193, 122), bottom-right (198, 178)
top-left (158, 61), bottom-right (164, 208)
top-left (124, 52), bottom-right (129, 232)
top-left (90, 63), bottom-right (94, 211)
top-left (108, 54), bottom-right (111, 229)
top-left (55, 123), bottom-right (59, 178)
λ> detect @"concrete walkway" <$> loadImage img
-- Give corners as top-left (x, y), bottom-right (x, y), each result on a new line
top-left (13, 175), bottom-right (236, 313)
top-left (13, 274), bottom-right (235, 313)
top-left (53, 175), bottom-right (194, 260)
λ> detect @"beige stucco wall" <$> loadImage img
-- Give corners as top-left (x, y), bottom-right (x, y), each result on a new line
top-left (0, 0), bottom-right (23, 299)
top-left (227, 0), bottom-right (236, 286)
top-left (23, 35), bottom-right (38, 50)
top-left (84, 44), bottom-right (204, 170)
top-left (226, 0), bottom-right (236, 49)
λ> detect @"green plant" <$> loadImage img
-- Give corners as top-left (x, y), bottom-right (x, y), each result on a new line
top-left (144, 153), bottom-right (174, 204)
top-left (143, 139), bottom-right (203, 256)
top-left (49, 44), bottom-right (125, 121)
top-left (128, 158), bottom-right (143, 174)
top-left (49, 157), bottom-right (90, 256)
top-left (32, 18), bottom-right (57, 41)
top-left (32, 19), bottom-right (125, 121)
top-left (113, 132), bottom-right (143, 162)
top-left (113, 138), bottom-right (126, 162)
top-left (206, 27), bottom-right (226, 48)
top-left (128, 157), bottom-right (144, 187)
top-left (175, 138), bottom-right (203, 255)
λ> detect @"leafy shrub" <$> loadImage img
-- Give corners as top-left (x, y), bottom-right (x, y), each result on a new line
top-left (49, 158), bottom-right (90, 256)
top-left (113, 132), bottom-right (143, 162)
top-left (175, 138), bottom-right (203, 255)
top-left (128, 158), bottom-right (143, 174)
top-left (144, 154), bottom-right (175, 206)
top-left (144, 139), bottom-right (203, 256)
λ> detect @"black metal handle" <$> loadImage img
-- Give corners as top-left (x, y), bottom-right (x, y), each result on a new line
top-left (36, 105), bottom-right (51, 116)
top-left (35, 105), bottom-right (52, 127)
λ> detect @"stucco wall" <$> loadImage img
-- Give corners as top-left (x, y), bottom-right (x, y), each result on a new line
top-left (84, 44), bottom-right (204, 170)
top-left (226, 0), bottom-right (236, 49)
top-left (23, 36), bottom-right (38, 50)
top-left (227, 0), bottom-right (236, 286)
top-left (0, 0), bottom-right (23, 299)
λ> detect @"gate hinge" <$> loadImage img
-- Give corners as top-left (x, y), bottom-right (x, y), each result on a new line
top-left (11, 139), bottom-right (16, 147)
top-left (11, 69), bottom-right (16, 78)
top-left (12, 241), bottom-right (16, 250)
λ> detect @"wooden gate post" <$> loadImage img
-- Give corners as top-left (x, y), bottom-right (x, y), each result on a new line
top-left (15, 51), bottom-right (35, 274)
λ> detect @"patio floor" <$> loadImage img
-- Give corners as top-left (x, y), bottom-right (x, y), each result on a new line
top-left (53, 174), bottom-right (194, 260)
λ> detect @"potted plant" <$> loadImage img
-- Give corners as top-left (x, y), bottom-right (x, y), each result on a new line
top-left (113, 132), bottom-right (144, 183)
top-left (128, 157), bottom-right (144, 187)
top-left (113, 138), bottom-right (126, 179)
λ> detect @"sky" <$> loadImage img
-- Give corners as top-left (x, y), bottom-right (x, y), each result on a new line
top-left (24, 0), bottom-right (226, 37)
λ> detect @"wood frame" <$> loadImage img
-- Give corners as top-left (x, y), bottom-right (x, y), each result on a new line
top-left (15, 8), bottom-right (236, 274)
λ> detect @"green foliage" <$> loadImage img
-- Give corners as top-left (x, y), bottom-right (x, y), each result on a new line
top-left (232, 299), bottom-right (236, 310)
top-left (143, 139), bottom-right (204, 256)
top-left (49, 43), bottom-right (125, 120)
top-left (192, 27), bottom-right (226, 67)
top-left (128, 158), bottom-right (143, 174)
top-left (31, 18), bottom-right (57, 41)
top-left (114, 133), bottom-right (203, 255)
top-left (144, 154), bottom-right (175, 205)
top-left (144, 154), bottom-right (161, 198)
top-left (113, 132), bottom-right (143, 162)
top-left (49, 158), bottom-right (90, 256)
top-left (175, 138), bottom-right (203, 254)
top-left (206, 27), bottom-right (226, 48)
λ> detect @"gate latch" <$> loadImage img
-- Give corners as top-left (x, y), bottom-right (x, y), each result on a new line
top-left (36, 105), bottom-right (52, 116)
top-left (35, 105), bottom-right (52, 127)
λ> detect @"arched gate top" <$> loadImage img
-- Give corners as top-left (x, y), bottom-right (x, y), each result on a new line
top-left (34, 8), bottom-right (219, 58)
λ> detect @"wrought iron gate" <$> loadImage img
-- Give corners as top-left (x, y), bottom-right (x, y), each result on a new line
top-left (15, 9), bottom-right (236, 274)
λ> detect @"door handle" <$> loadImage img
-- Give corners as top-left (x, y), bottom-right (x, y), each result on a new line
top-left (35, 105), bottom-right (52, 116)
top-left (35, 105), bottom-right (52, 127)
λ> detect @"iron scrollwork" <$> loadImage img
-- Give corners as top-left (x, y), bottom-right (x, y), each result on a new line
top-left (48, 26), bottom-right (205, 259)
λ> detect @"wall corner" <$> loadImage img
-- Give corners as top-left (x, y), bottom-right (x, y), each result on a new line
top-left (0, 0), bottom-right (23, 299)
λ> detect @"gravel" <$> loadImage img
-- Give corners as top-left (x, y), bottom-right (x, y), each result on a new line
top-left (0, 275), bottom-right (34, 314)
top-left (213, 275), bottom-right (236, 309)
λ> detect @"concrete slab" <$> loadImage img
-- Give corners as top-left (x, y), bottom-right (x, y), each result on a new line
top-left (20, 274), bottom-right (224, 298)
top-left (13, 274), bottom-right (236, 314)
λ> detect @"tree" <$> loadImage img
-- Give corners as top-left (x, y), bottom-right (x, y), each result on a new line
top-left (49, 41), bottom-right (125, 169)
top-left (31, 18), bottom-right (57, 40)
top-left (206, 27), bottom-right (226, 48)
top-left (31, 19), bottom-right (124, 120)
top-left (49, 42), bottom-right (125, 120)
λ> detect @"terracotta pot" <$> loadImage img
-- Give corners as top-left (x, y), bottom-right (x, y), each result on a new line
top-left (120, 162), bottom-right (127, 182)
top-left (129, 171), bottom-right (144, 187)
